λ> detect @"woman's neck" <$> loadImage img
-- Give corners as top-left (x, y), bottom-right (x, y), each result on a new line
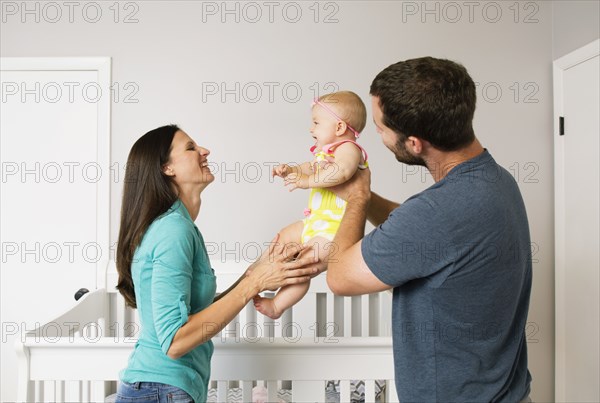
top-left (178, 189), bottom-right (202, 221)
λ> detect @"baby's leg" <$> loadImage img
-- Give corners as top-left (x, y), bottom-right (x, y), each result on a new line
top-left (258, 220), bottom-right (304, 262)
top-left (254, 235), bottom-right (334, 319)
top-left (254, 279), bottom-right (310, 319)
top-left (254, 221), bottom-right (304, 319)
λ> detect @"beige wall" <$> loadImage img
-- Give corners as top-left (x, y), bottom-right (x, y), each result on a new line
top-left (0, 1), bottom-right (569, 401)
top-left (553, 0), bottom-right (600, 59)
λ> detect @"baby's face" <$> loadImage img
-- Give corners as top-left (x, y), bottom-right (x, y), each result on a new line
top-left (310, 105), bottom-right (341, 149)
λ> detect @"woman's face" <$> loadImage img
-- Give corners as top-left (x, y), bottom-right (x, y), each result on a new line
top-left (163, 130), bottom-right (214, 190)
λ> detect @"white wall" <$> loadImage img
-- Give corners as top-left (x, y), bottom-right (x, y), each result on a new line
top-left (0, 1), bottom-right (560, 401)
top-left (553, 0), bottom-right (600, 59)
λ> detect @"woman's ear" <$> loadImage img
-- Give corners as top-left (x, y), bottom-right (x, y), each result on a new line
top-left (335, 120), bottom-right (348, 136)
top-left (163, 164), bottom-right (175, 177)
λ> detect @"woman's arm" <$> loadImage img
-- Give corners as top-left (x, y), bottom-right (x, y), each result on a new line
top-left (167, 241), bottom-right (319, 359)
top-left (212, 271), bottom-right (246, 303)
top-left (285, 143), bottom-right (362, 191)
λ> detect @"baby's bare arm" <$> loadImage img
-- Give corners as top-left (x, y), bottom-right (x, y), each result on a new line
top-left (274, 162), bottom-right (313, 179)
top-left (287, 143), bottom-right (362, 190)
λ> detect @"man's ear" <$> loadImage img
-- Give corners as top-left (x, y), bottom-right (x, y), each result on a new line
top-left (406, 136), bottom-right (425, 154)
top-left (335, 120), bottom-right (348, 137)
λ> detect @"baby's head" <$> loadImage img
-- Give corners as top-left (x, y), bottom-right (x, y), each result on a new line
top-left (311, 91), bottom-right (367, 146)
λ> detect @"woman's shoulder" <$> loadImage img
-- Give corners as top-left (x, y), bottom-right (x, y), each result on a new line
top-left (145, 206), bottom-right (198, 244)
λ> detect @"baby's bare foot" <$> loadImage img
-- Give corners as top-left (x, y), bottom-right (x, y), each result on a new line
top-left (253, 296), bottom-right (283, 320)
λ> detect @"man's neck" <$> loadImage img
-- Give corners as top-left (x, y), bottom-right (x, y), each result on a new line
top-left (425, 139), bottom-right (485, 182)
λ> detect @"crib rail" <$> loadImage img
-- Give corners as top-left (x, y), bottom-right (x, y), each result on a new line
top-left (16, 261), bottom-right (397, 403)
top-left (17, 337), bottom-right (395, 402)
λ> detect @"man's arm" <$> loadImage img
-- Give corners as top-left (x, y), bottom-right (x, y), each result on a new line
top-left (367, 192), bottom-right (400, 227)
top-left (326, 169), bottom-right (392, 296)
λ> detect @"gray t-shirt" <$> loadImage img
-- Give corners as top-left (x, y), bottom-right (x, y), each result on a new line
top-left (362, 150), bottom-right (532, 402)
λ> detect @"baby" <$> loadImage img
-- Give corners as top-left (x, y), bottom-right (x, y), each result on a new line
top-left (253, 91), bottom-right (368, 319)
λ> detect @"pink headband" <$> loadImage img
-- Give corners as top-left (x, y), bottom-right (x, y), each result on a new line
top-left (312, 98), bottom-right (360, 138)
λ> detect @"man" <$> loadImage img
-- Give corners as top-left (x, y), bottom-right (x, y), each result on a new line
top-left (327, 57), bottom-right (533, 402)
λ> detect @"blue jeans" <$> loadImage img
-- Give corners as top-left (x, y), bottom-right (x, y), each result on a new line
top-left (116, 381), bottom-right (194, 403)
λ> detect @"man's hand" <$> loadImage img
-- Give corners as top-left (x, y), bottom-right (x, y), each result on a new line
top-left (329, 167), bottom-right (372, 204)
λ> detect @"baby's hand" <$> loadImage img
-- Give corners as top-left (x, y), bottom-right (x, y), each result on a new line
top-left (284, 173), bottom-right (308, 191)
top-left (272, 164), bottom-right (290, 178)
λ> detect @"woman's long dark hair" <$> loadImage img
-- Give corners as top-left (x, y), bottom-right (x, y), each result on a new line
top-left (116, 124), bottom-right (180, 308)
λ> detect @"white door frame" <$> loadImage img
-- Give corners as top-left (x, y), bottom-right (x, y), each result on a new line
top-left (553, 39), bottom-right (600, 401)
top-left (0, 57), bottom-right (112, 284)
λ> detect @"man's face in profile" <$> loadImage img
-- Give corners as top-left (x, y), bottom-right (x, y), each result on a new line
top-left (371, 96), bottom-right (426, 167)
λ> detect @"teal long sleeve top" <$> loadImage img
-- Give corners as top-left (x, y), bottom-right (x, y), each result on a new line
top-left (120, 199), bottom-right (217, 403)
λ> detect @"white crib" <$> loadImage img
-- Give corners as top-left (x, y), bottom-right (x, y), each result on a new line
top-left (15, 260), bottom-right (396, 403)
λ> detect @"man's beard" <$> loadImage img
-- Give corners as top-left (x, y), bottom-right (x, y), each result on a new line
top-left (391, 137), bottom-right (427, 167)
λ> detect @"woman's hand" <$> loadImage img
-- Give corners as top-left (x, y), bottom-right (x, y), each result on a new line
top-left (246, 234), bottom-right (319, 293)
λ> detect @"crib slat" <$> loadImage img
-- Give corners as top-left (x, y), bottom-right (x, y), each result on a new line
top-left (65, 380), bottom-right (78, 402)
top-left (365, 379), bottom-right (375, 403)
top-left (333, 295), bottom-right (344, 337)
top-left (343, 297), bottom-right (352, 337)
top-left (35, 380), bottom-right (43, 402)
top-left (261, 292), bottom-right (275, 338)
top-left (387, 379), bottom-right (399, 403)
top-left (369, 293), bottom-right (380, 336)
top-left (55, 380), bottom-right (65, 402)
top-left (340, 379), bottom-right (351, 402)
top-left (281, 307), bottom-right (293, 338)
top-left (223, 313), bottom-right (240, 341)
top-left (362, 295), bottom-right (370, 336)
top-left (326, 292), bottom-right (334, 335)
top-left (316, 293), bottom-right (326, 337)
top-left (116, 293), bottom-right (126, 339)
top-left (43, 381), bottom-right (54, 403)
top-left (293, 290), bottom-right (316, 338)
top-left (351, 296), bottom-right (361, 336)
top-left (267, 380), bottom-right (278, 402)
top-left (243, 302), bottom-right (258, 339)
top-left (216, 380), bottom-right (227, 403)
top-left (242, 381), bottom-right (253, 402)
top-left (82, 381), bottom-right (90, 403)
top-left (91, 380), bottom-right (107, 402)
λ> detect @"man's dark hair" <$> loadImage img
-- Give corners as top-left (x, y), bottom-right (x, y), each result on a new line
top-left (370, 57), bottom-right (477, 151)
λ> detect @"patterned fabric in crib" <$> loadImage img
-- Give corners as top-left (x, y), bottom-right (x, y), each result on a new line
top-left (205, 380), bottom-right (386, 403)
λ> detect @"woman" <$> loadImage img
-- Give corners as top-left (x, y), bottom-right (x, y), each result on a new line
top-left (115, 124), bottom-right (318, 403)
